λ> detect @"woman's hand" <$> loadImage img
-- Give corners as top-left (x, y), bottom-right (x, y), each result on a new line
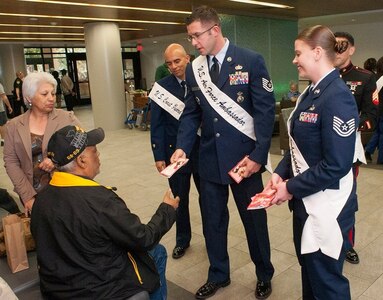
top-left (264, 173), bottom-right (283, 193)
top-left (271, 181), bottom-right (293, 206)
top-left (24, 197), bottom-right (35, 216)
top-left (39, 157), bottom-right (55, 173)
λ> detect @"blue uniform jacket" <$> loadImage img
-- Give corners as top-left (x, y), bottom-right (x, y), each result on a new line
top-left (176, 44), bottom-right (275, 184)
top-left (275, 69), bottom-right (358, 202)
top-left (150, 74), bottom-right (198, 173)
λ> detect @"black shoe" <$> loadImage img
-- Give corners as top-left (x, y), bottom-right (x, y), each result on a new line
top-left (195, 279), bottom-right (231, 299)
top-left (365, 151), bottom-right (372, 162)
top-left (172, 245), bottom-right (189, 259)
top-left (345, 248), bottom-right (359, 264)
top-left (255, 281), bottom-right (272, 299)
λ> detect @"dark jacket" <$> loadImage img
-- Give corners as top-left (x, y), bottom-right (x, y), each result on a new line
top-left (31, 172), bottom-right (176, 299)
top-left (177, 43), bottom-right (275, 184)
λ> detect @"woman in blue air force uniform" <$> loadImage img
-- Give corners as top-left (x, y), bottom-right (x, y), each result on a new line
top-left (264, 25), bottom-right (359, 300)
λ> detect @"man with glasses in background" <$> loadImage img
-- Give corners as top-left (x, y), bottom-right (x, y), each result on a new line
top-left (171, 5), bottom-right (275, 299)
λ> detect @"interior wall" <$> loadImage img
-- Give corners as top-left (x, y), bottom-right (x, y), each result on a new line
top-left (137, 15), bottom-right (298, 101)
top-left (328, 22), bottom-right (383, 67)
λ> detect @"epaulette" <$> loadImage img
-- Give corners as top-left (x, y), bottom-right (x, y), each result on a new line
top-left (353, 65), bottom-right (373, 75)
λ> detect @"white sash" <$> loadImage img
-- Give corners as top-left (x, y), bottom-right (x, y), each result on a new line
top-left (353, 131), bottom-right (366, 164)
top-left (149, 82), bottom-right (185, 120)
top-left (288, 88), bottom-right (353, 260)
top-left (192, 55), bottom-right (272, 173)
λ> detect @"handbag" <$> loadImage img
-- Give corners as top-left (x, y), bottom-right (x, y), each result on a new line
top-left (2, 214), bottom-right (29, 273)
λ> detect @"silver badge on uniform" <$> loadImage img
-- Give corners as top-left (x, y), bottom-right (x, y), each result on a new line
top-left (195, 96), bottom-right (200, 105)
top-left (314, 89), bottom-right (320, 94)
top-left (235, 65), bottom-right (243, 70)
top-left (237, 92), bottom-right (245, 103)
top-left (309, 105), bottom-right (315, 111)
top-left (227, 57), bottom-right (232, 62)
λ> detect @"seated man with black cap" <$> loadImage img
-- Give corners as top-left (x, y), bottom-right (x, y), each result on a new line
top-left (31, 125), bottom-right (179, 300)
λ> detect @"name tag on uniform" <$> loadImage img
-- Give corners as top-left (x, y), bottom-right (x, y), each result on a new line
top-left (229, 71), bottom-right (249, 85)
top-left (299, 112), bottom-right (318, 123)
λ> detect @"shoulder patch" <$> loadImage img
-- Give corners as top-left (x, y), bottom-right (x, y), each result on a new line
top-left (333, 116), bottom-right (355, 137)
top-left (262, 78), bottom-right (273, 92)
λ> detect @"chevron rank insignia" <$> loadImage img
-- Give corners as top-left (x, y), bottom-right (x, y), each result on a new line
top-left (262, 78), bottom-right (273, 92)
top-left (333, 116), bottom-right (355, 137)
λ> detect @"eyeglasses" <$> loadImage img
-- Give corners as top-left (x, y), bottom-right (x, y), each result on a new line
top-left (187, 24), bottom-right (217, 42)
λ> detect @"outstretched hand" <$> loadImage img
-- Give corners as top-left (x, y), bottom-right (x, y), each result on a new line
top-left (163, 188), bottom-right (180, 209)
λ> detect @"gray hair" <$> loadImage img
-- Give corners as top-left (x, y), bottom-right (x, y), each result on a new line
top-left (56, 160), bottom-right (77, 173)
top-left (22, 72), bottom-right (57, 105)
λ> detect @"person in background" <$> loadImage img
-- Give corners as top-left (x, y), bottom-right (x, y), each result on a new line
top-left (286, 80), bottom-right (301, 102)
top-left (51, 71), bottom-right (62, 108)
top-left (365, 56), bottom-right (383, 164)
top-left (13, 71), bottom-right (28, 116)
top-left (3, 72), bottom-right (81, 215)
top-left (0, 188), bottom-right (20, 214)
top-left (0, 82), bottom-right (13, 146)
top-left (150, 43), bottom-right (201, 260)
top-left (60, 69), bottom-right (75, 111)
top-left (155, 63), bottom-right (171, 82)
top-left (265, 25), bottom-right (358, 300)
top-left (31, 125), bottom-right (179, 300)
top-left (171, 6), bottom-right (275, 299)
top-left (334, 31), bottom-right (379, 265)
top-left (363, 57), bottom-right (377, 74)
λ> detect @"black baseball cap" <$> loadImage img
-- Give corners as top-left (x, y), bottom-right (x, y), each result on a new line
top-left (47, 125), bottom-right (105, 166)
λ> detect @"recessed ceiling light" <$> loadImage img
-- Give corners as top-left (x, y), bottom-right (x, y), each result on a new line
top-left (0, 12), bottom-right (183, 25)
top-left (29, 17), bottom-right (38, 21)
top-left (50, 21), bottom-right (57, 25)
top-left (230, 0), bottom-right (294, 9)
top-left (18, 0), bottom-right (191, 15)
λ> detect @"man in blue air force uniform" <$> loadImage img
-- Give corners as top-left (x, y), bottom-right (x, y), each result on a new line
top-left (171, 6), bottom-right (275, 300)
top-left (149, 44), bottom-right (201, 260)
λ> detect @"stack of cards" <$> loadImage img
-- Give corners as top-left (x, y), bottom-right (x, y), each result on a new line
top-left (228, 155), bottom-right (248, 184)
top-left (160, 158), bottom-right (189, 178)
top-left (247, 190), bottom-right (276, 210)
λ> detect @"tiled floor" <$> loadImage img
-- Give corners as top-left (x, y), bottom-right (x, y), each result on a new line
top-left (1, 105), bottom-right (382, 300)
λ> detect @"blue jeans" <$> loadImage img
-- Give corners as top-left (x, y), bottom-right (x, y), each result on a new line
top-left (148, 244), bottom-right (167, 300)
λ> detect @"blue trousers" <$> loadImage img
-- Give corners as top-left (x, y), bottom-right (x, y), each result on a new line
top-left (149, 244), bottom-right (167, 300)
top-left (365, 116), bottom-right (383, 163)
top-left (292, 200), bottom-right (353, 300)
top-left (200, 174), bottom-right (274, 283)
top-left (168, 171), bottom-right (200, 248)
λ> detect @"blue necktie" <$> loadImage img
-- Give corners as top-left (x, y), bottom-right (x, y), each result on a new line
top-left (181, 80), bottom-right (186, 97)
top-left (210, 56), bottom-right (219, 84)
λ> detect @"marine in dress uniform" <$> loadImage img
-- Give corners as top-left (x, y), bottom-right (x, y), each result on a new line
top-left (339, 63), bottom-right (378, 131)
top-left (150, 44), bottom-right (200, 260)
top-left (174, 14), bottom-right (275, 297)
top-left (335, 31), bottom-right (379, 265)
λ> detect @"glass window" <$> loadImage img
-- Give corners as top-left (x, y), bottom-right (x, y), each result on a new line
top-left (73, 48), bottom-right (86, 53)
top-left (25, 48), bottom-right (41, 54)
top-left (52, 48), bottom-right (66, 53)
top-left (25, 54), bottom-right (43, 59)
top-left (53, 58), bottom-right (67, 72)
top-left (43, 48), bottom-right (51, 54)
